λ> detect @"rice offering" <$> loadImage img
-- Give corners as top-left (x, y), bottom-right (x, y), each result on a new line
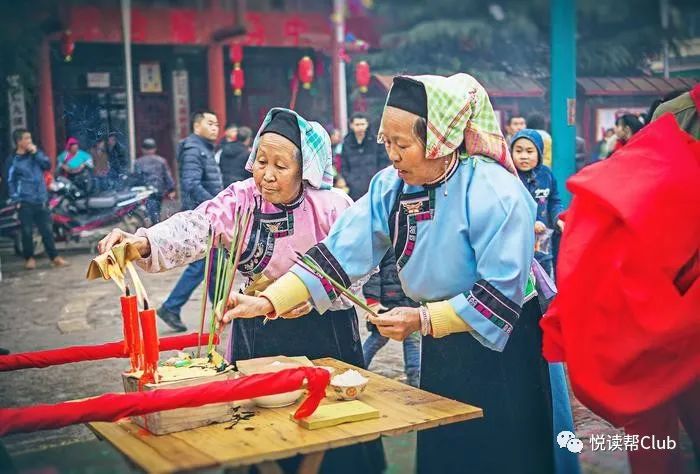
top-left (331, 369), bottom-right (368, 387)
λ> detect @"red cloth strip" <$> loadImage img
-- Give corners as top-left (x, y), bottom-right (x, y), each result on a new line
top-left (0, 333), bottom-right (217, 372)
top-left (0, 367), bottom-right (329, 436)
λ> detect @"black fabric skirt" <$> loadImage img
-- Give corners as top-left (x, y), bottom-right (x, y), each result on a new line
top-left (230, 307), bottom-right (364, 366)
top-left (417, 298), bottom-right (554, 474)
top-left (230, 308), bottom-right (385, 474)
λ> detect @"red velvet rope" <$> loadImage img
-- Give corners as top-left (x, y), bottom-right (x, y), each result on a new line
top-left (0, 367), bottom-right (330, 436)
top-left (0, 333), bottom-right (218, 372)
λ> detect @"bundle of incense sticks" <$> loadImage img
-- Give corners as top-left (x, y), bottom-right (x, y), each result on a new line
top-left (197, 208), bottom-right (253, 357)
top-left (293, 251), bottom-right (380, 319)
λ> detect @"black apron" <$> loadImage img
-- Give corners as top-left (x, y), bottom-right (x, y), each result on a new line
top-left (230, 308), bottom-right (363, 366)
top-left (417, 298), bottom-right (554, 474)
top-left (230, 308), bottom-right (386, 474)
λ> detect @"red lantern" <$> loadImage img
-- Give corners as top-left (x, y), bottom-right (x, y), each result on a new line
top-left (298, 56), bottom-right (314, 90)
top-left (230, 66), bottom-right (245, 96)
top-left (355, 61), bottom-right (370, 93)
top-left (229, 43), bottom-right (243, 67)
top-left (61, 30), bottom-right (75, 62)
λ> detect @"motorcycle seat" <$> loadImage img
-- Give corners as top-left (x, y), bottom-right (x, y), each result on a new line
top-left (76, 195), bottom-right (117, 210)
top-left (115, 190), bottom-right (136, 201)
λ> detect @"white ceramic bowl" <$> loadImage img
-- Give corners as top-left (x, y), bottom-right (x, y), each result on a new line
top-left (329, 380), bottom-right (369, 400)
top-left (249, 362), bottom-right (305, 408)
top-left (252, 388), bottom-right (305, 408)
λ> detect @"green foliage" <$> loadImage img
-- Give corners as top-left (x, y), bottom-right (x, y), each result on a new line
top-left (363, 0), bottom-right (689, 77)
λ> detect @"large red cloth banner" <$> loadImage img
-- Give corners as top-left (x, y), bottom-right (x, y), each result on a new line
top-left (0, 333), bottom-right (217, 372)
top-left (540, 114), bottom-right (700, 426)
top-left (0, 367), bottom-right (330, 436)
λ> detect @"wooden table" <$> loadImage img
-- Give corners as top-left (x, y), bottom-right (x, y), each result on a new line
top-left (89, 358), bottom-right (482, 473)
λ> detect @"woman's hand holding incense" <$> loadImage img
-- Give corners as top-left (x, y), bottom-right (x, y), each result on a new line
top-left (367, 302), bottom-right (388, 316)
top-left (278, 301), bottom-right (313, 319)
top-left (97, 228), bottom-right (150, 257)
top-left (220, 294), bottom-right (274, 323)
top-left (368, 307), bottom-right (421, 341)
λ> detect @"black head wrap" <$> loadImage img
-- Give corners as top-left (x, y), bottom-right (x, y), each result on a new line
top-left (386, 76), bottom-right (428, 119)
top-left (261, 110), bottom-right (301, 149)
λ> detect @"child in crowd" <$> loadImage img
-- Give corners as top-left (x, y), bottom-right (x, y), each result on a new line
top-left (511, 129), bottom-right (564, 276)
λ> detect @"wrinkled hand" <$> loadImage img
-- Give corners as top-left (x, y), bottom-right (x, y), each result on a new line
top-left (367, 302), bottom-right (388, 316)
top-left (97, 228), bottom-right (150, 257)
top-left (534, 221), bottom-right (547, 234)
top-left (220, 294), bottom-right (274, 324)
top-left (278, 301), bottom-right (313, 319)
top-left (367, 307), bottom-right (420, 341)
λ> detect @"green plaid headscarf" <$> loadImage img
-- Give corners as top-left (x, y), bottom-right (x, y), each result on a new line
top-left (380, 73), bottom-right (516, 174)
top-left (246, 108), bottom-right (334, 190)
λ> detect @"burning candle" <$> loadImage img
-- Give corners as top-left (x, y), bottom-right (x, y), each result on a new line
top-left (139, 302), bottom-right (160, 387)
top-left (120, 289), bottom-right (141, 372)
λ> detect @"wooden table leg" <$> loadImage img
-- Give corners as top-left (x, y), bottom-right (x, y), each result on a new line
top-left (297, 451), bottom-right (325, 474)
top-left (256, 461), bottom-right (284, 474)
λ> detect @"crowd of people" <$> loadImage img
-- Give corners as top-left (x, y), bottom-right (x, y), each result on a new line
top-left (97, 77), bottom-right (699, 474)
top-left (2, 73), bottom-right (697, 473)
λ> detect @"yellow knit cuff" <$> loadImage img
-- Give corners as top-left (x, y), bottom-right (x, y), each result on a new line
top-left (260, 272), bottom-right (311, 317)
top-left (426, 301), bottom-right (471, 338)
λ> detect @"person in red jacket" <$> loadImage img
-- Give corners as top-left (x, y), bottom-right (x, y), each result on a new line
top-left (541, 86), bottom-right (700, 474)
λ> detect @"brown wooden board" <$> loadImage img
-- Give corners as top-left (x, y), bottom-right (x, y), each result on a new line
top-left (91, 358), bottom-right (482, 473)
top-left (121, 369), bottom-right (238, 435)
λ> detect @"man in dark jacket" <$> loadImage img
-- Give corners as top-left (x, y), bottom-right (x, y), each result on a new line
top-left (340, 113), bottom-right (389, 201)
top-left (363, 250), bottom-right (421, 387)
top-left (135, 138), bottom-right (175, 224)
top-left (217, 126), bottom-right (252, 187)
top-left (158, 111), bottom-right (222, 332)
top-left (178, 112), bottom-right (223, 211)
top-left (7, 129), bottom-right (68, 270)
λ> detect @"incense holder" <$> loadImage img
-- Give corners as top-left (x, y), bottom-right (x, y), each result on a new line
top-left (121, 356), bottom-right (237, 435)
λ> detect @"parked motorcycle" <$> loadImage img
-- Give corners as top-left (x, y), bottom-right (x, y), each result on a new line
top-left (48, 176), bottom-right (155, 250)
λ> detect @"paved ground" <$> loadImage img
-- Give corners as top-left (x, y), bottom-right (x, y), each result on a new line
top-left (0, 246), bottom-right (695, 473)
